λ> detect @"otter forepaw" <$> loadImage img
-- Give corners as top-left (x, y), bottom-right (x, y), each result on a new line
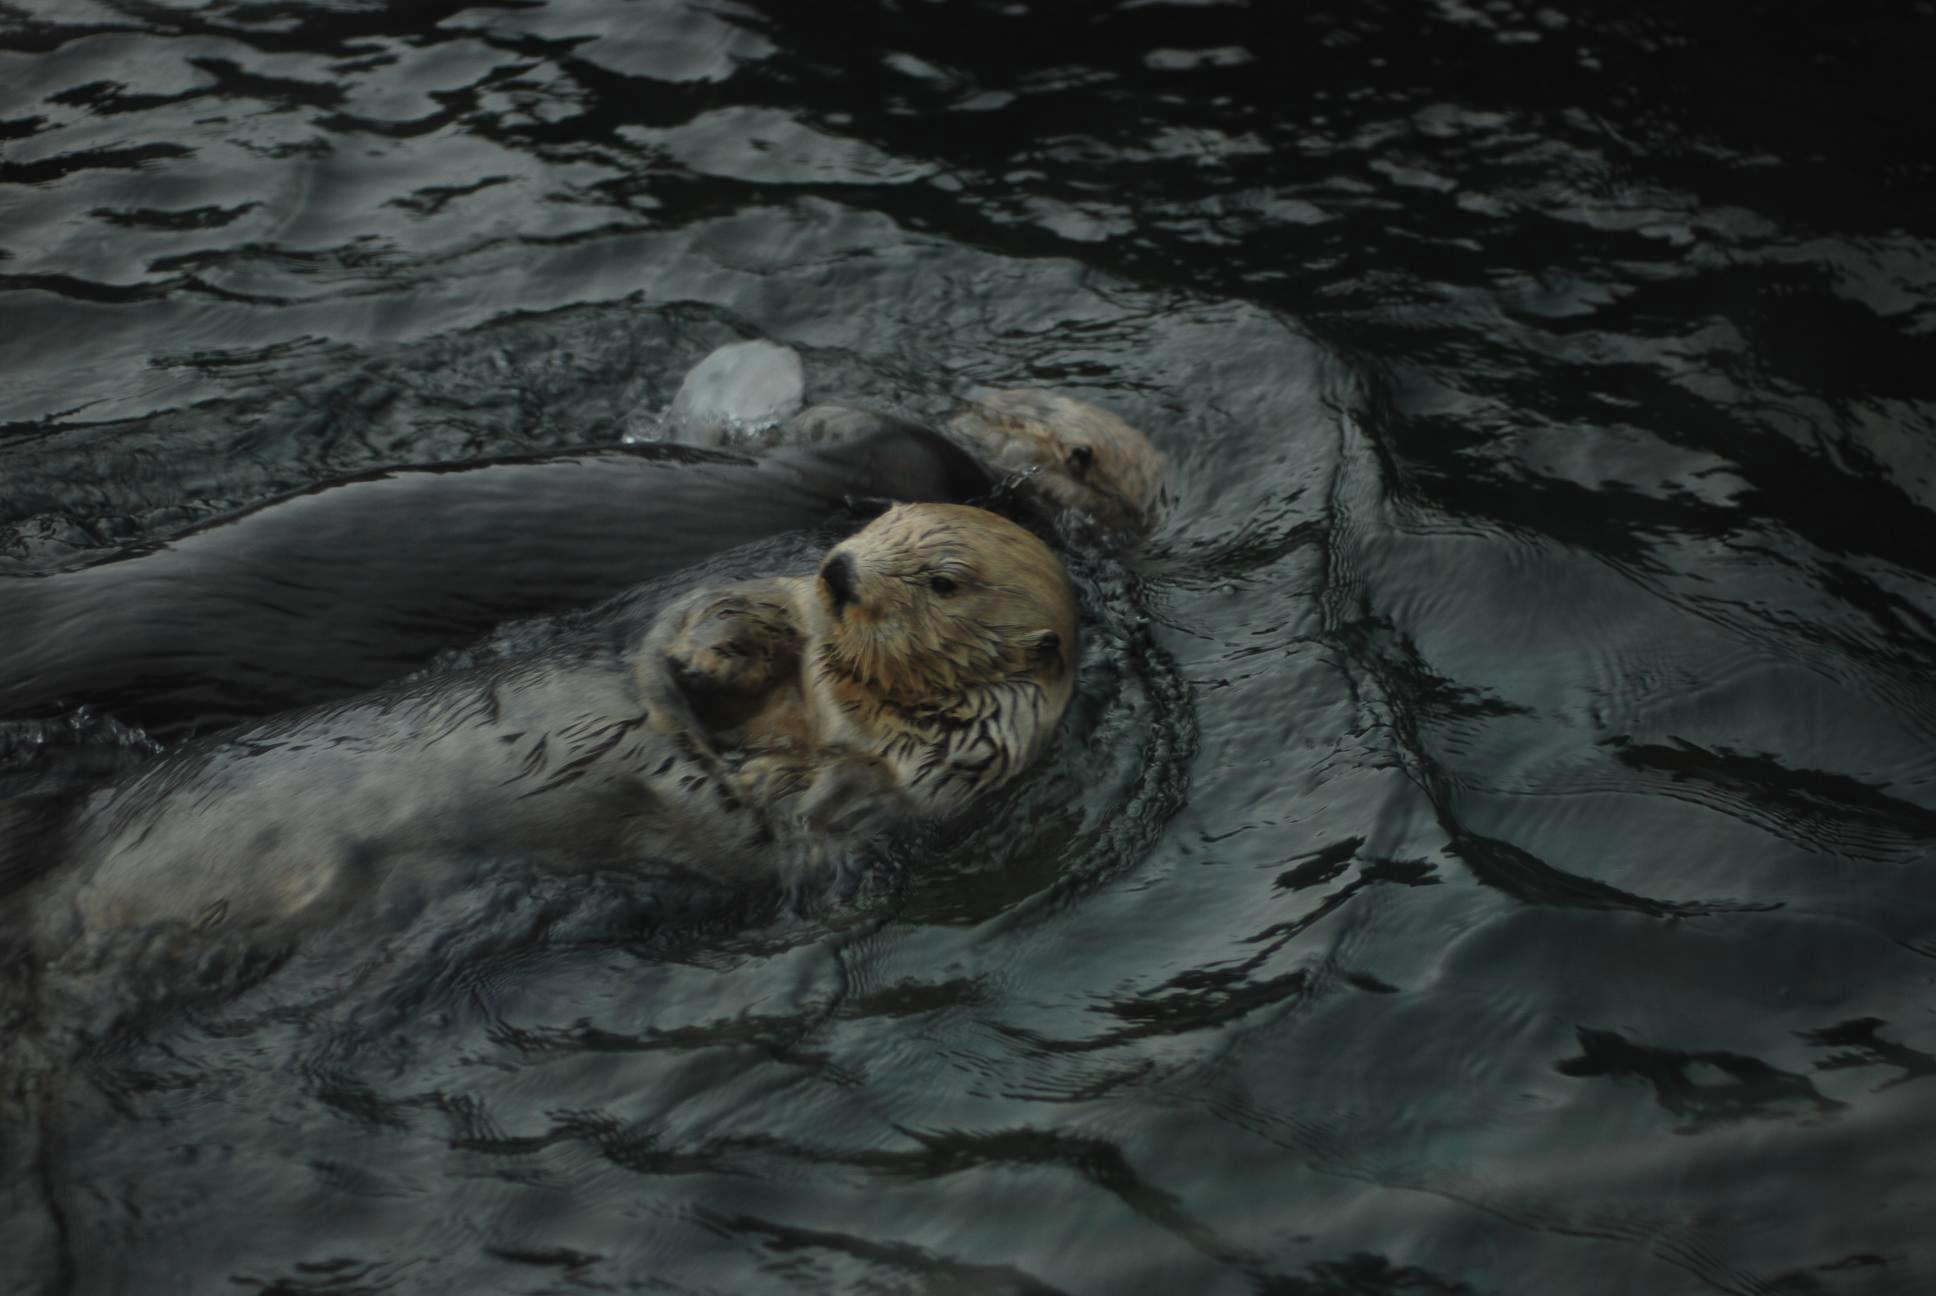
top-left (638, 586), bottom-right (806, 753)
top-left (667, 637), bottom-right (772, 698)
top-left (660, 595), bottom-right (801, 699)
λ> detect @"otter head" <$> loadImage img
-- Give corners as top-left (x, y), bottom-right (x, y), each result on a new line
top-left (946, 389), bottom-right (1168, 536)
top-left (813, 503), bottom-right (1076, 711)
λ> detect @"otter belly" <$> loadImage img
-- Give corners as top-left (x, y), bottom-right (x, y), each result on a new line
top-left (29, 645), bottom-right (763, 960)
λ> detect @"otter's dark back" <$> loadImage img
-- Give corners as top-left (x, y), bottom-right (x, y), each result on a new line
top-left (0, 418), bottom-right (995, 732)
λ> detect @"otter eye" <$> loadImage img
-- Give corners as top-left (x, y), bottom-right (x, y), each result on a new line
top-left (928, 573), bottom-right (959, 596)
top-left (1066, 445), bottom-right (1094, 478)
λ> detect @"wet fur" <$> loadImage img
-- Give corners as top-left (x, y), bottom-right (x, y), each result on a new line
top-left (0, 420), bottom-right (989, 733)
top-left (948, 389), bottom-right (1169, 535)
top-left (642, 503), bottom-right (1078, 831)
top-left (23, 636), bottom-right (761, 977)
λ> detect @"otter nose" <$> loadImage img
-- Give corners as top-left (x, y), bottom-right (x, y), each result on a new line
top-left (820, 551), bottom-right (858, 615)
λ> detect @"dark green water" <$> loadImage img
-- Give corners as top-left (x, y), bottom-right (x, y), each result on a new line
top-left (3, 2), bottom-right (1934, 1293)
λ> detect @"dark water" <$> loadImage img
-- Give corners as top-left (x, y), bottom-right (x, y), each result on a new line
top-left (4, 1), bottom-right (1936, 1292)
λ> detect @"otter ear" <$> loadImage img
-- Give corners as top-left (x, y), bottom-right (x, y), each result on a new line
top-left (1025, 628), bottom-right (1065, 666)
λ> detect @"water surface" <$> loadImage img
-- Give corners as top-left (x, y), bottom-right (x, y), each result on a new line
top-left (3, 2), bottom-right (1934, 1293)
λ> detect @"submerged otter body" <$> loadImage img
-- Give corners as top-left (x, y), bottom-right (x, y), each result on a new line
top-left (24, 505), bottom-right (1079, 977)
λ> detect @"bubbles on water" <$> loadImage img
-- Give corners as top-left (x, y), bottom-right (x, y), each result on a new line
top-left (627, 338), bottom-right (806, 447)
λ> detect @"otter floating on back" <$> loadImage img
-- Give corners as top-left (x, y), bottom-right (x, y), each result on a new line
top-left (23, 504), bottom-right (1078, 980)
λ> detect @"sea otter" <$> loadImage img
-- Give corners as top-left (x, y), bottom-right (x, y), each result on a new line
top-left (0, 347), bottom-right (1162, 733)
top-left (946, 388), bottom-right (1170, 536)
top-left (21, 504), bottom-right (1076, 976)
top-left (644, 502), bottom-right (1076, 829)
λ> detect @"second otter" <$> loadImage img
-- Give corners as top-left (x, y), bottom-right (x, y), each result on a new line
top-left (25, 505), bottom-right (1076, 971)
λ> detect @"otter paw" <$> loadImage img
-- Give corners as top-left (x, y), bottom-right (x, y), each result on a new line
top-left (734, 751), bottom-right (813, 806)
top-left (669, 643), bottom-right (770, 697)
top-left (663, 597), bottom-right (801, 698)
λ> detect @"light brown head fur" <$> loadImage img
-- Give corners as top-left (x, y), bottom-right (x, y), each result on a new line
top-left (946, 389), bottom-right (1168, 535)
top-left (810, 503), bottom-right (1076, 715)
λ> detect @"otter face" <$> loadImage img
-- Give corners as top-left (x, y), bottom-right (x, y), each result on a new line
top-left (945, 389), bottom-right (1168, 535)
top-left (813, 503), bottom-right (1076, 707)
